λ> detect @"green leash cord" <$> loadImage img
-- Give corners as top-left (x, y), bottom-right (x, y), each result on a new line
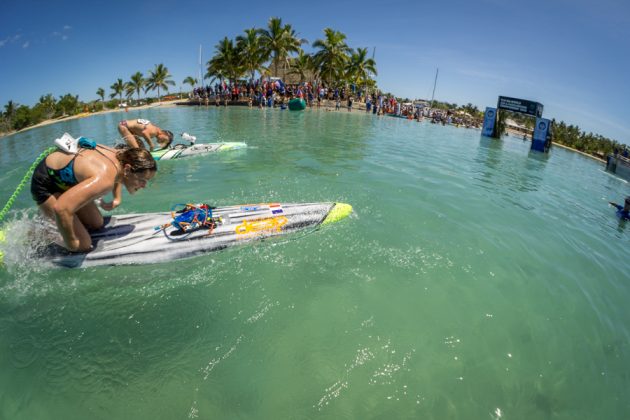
top-left (0, 146), bottom-right (57, 263)
top-left (0, 146), bottom-right (57, 224)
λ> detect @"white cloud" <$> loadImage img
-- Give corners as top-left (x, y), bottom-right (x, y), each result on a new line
top-left (50, 27), bottom-right (71, 41)
top-left (0, 34), bottom-right (22, 47)
top-left (22, 41), bottom-right (29, 48)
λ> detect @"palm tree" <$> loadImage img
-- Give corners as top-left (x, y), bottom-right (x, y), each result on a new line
top-left (38, 94), bottom-right (57, 118)
top-left (346, 47), bottom-right (377, 88)
top-left (206, 37), bottom-right (245, 85)
top-left (183, 76), bottom-right (198, 91)
top-left (127, 72), bottom-right (145, 103)
top-left (257, 17), bottom-right (305, 77)
top-left (145, 64), bottom-right (175, 102)
top-left (312, 28), bottom-right (352, 86)
top-left (288, 50), bottom-right (313, 83)
top-left (110, 78), bottom-right (127, 107)
top-left (236, 28), bottom-right (267, 82)
top-left (96, 87), bottom-right (105, 103)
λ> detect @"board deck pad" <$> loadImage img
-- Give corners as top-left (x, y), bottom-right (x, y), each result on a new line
top-left (36, 202), bottom-right (351, 268)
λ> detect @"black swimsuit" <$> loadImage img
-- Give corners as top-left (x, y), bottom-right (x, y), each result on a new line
top-left (30, 146), bottom-right (117, 205)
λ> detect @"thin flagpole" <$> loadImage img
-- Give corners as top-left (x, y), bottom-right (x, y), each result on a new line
top-left (430, 68), bottom-right (439, 108)
top-left (199, 44), bottom-right (203, 88)
top-left (367, 47), bottom-right (376, 97)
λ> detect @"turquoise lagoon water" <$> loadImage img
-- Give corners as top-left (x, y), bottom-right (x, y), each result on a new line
top-left (0, 106), bottom-right (629, 419)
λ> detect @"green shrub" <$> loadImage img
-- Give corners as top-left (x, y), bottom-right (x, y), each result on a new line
top-left (12, 105), bottom-right (34, 130)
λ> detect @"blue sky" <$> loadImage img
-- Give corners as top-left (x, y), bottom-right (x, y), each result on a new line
top-left (1, 0), bottom-right (628, 142)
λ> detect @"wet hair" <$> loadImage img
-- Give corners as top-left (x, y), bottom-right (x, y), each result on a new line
top-left (116, 148), bottom-right (157, 173)
top-left (625, 196), bottom-right (630, 207)
top-left (162, 130), bottom-right (174, 148)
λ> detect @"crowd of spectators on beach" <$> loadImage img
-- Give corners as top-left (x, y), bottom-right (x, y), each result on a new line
top-left (189, 79), bottom-right (481, 129)
top-left (191, 80), bottom-right (358, 109)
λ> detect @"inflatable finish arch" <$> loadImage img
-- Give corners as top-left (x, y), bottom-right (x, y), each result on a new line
top-left (482, 96), bottom-right (551, 153)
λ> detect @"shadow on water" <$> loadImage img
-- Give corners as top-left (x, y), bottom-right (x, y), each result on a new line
top-left (473, 135), bottom-right (550, 210)
top-left (526, 149), bottom-right (549, 167)
top-left (474, 135), bottom-right (504, 187)
top-left (615, 217), bottom-right (627, 233)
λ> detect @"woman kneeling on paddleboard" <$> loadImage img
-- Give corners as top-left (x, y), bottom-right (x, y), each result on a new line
top-left (30, 145), bottom-right (157, 252)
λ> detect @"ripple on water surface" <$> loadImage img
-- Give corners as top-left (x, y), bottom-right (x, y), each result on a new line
top-left (0, 108), bottom-right (629, 419)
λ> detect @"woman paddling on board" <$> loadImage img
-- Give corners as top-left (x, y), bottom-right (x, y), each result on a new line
top-left (30, 144), bottom-right (157, 252)
top-left (118, 119), bottom-right (173, 151)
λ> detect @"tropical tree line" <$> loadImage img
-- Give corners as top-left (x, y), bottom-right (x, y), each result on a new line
top-left (0, 63), bottom-right (177, 132)
top-left (200, 17), bottom-right (377, 93)
top-left (493, 110), bottom-right (620, 157)
top-left (429, 102), bottom-right (623, 158)
top-left (550, 120), bottom-right (621, 157)
top-left (1, 94), bottom-right (82, 132)
top-left (106, 63), bottom-right (176, 107)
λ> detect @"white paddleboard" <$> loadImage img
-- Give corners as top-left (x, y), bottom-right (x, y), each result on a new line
top-left (151, 142), bottom-right (247, 161)
top-left (33, 202), bottom-right (352, 268)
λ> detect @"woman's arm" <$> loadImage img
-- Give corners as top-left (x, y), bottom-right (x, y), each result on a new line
top-left (53, 176), bottom-right (113, 251)
top-left (142, 132), bottom-right (155, 151)
top-left (100, 181), bottom-right (122, 211)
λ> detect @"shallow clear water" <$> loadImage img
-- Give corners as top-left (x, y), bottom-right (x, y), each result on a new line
top-left (1, 106), bottom-right (629, 419)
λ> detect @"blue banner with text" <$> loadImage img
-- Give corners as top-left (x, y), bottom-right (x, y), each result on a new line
top-left (531, 117), bottom-right (551, 152)
top-left (481, 107), bottom-right (497, 137)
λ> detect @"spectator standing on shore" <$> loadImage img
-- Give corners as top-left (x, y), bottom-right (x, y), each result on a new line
top-left (347, 96), bottom-right (353, 112)
top-left (266, 85), bottom-right (274, 105)
top-left (257, 90), bottom-right (264, 108)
